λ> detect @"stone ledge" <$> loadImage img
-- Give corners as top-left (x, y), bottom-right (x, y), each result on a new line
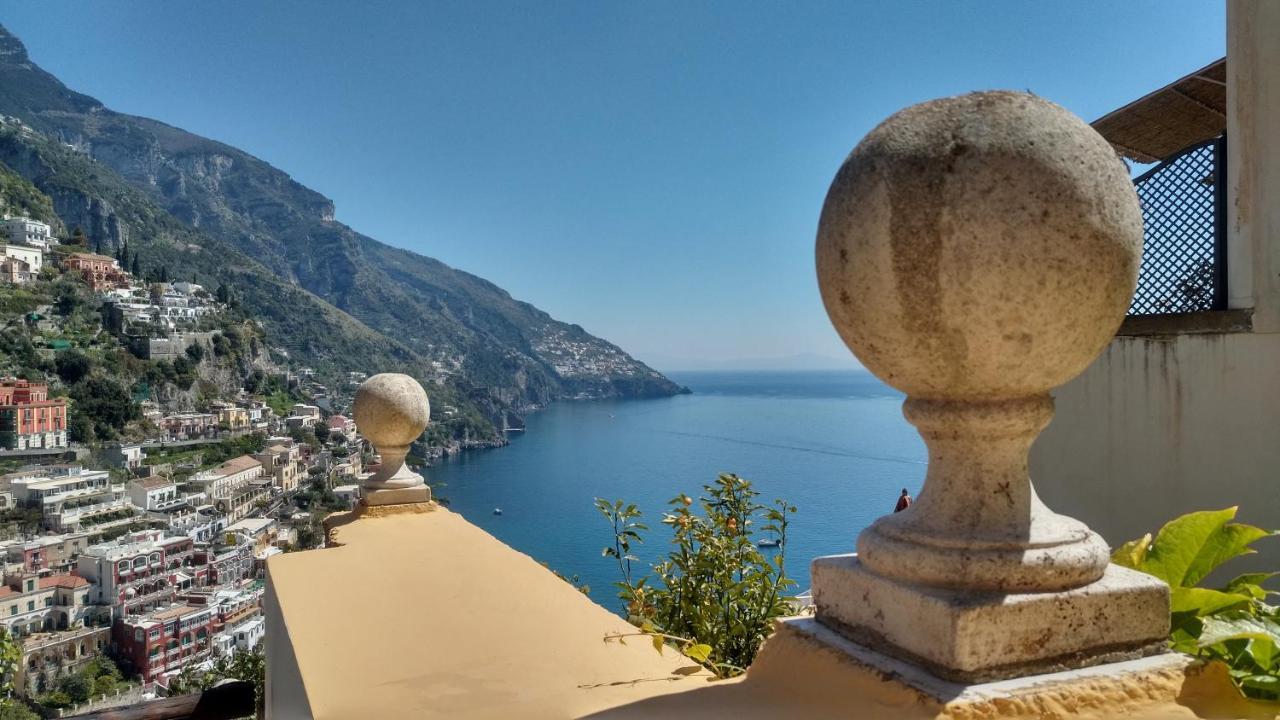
top-left (811, 555), bottom-right (1170, 682)
top-left (1118, 309), bottom-right (1254, 337)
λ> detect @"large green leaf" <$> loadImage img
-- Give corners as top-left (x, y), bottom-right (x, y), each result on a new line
top-left (1138, 508), bottom-right (1272, 587)
top-left (1197, 614), bottom-right (1280, 649)
top-left (1222, 572), bottom-right (1279, 600)
top-left (1171, 587), bottom-right (1254, 616)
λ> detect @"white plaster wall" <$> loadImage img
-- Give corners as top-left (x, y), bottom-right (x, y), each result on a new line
top-left (1032, 332), bottom-right (1280, 560)
top-left (1033, 0), bottom-right (1280, 569)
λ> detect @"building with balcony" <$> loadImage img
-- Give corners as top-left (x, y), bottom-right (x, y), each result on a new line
top-left (0, 573), bottom-right (93, 639)
top-left (9, 466), bottom-right (128, 532)
top-left (157, 412), bottom-right (218, 441)
top-left (5, 532), bottom-right (90, 574)
top-left (127, 475), bottom-right (179, 511)
top-left (103, 443), bottom-right (146, 472)
top-left (77, 530), bottom-right (180, 620)
top-left (114, 603), bottom-right (216, 685)
top-left (1, 216), bottom-right (53, 251)
top-left (15, 626), bottom-right (111, 696)
top-left (212, 403), bottom-right (250, 431)
top-left (191, 455), bottom-right (267, 523)
top-left (63, 252), bottom-right (130, 291)
top-left (0, 378), bottom-right (67, 450)
top-left (253, 442), bottom-right (302, 493)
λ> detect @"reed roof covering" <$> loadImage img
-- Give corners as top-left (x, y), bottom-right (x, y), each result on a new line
top-left (1092, 58), bottom-right (1225, 164)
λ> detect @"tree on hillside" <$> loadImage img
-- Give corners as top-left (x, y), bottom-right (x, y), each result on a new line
top-left (70, 377), bottom-right (139, 440)
top-left (54, 351), bottom-right (92, 385)
top-left (130, 254), bottom-right (141, 277)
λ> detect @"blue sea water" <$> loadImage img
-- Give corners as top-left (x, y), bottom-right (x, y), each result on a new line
top-left (425, 370), bottom-right (925, 610)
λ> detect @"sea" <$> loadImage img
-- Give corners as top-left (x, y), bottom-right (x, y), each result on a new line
top-left (424, 369), bottom-right (926, 611)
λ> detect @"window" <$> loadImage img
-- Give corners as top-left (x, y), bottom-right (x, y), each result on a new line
top-left (8, 606), bottom-right (15, 616)
top-left (134, 629), bottom-right (143, 642)
top-left (43, 598), bottom-right (51, 607)
top-left (26, 602), bottom-right (33, 612)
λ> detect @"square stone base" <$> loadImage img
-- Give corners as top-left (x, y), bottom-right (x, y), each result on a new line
top-left (811, 554), bottom-right (1170, 682)
top-left (363, 485), bottom-right (431, 506)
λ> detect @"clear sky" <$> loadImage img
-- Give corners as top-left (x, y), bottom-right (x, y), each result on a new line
top-left (3, 2), bottom-right (1225, 369)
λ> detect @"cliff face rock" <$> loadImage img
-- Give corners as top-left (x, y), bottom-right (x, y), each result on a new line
top-left (0, 24), bottom-right (685, 440)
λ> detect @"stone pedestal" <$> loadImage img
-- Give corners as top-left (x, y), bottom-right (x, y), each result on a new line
top-left (811, 555), bottom-right (1169, 682)
top-left (811, 91), bottom-right (1171, 683)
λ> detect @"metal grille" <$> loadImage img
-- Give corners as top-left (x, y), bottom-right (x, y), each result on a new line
top-left (1128, 138), bottom-right (1226, 316)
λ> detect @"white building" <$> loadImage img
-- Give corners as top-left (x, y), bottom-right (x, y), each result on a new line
top-left (2, 243), bottom-right (41, 274)
top-left (127, 476), bottom-right (180, 512)
top-left (9, 467), bottom-right (131, 533)
top-left (0, 217), bottom-right (53, 251)
top-left (332, 484), bottom-right (360, 509)
top-left (103, 443), bottom-right (146, 472)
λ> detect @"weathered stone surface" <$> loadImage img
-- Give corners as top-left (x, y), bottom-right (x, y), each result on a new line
top-left (816, 90), bottom-right (1143, 402)
top-left (812, 555), bottom-right (1170, 682)
top-left (811, 90), bottom-right (1166, 680)
top-left (353, 373), bottom-right (431, 500)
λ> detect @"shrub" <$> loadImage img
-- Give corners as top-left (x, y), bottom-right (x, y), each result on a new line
top-left (597, 473), bottom-right (796, 677)
top-left (1114, 507), bottom-right (1279, 701)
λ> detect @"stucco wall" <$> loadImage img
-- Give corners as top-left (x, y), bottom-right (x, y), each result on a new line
top-left (1034, 0), bottom-right (1280, 568)
top-left (1031, 330), bottom-right (1280, 566)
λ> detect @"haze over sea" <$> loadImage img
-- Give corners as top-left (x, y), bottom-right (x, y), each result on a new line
top-left (427, 369), bottom-right (925, 611)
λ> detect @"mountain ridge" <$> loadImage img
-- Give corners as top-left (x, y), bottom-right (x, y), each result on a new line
top-left (0, 23), bottom-right (685, 445)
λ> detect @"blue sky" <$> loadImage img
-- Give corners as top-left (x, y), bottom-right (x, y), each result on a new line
top-left (3, 2), bottom-right (1224, 369)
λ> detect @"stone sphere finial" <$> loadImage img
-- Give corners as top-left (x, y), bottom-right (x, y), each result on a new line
top-left (816, 92), bottom-right (1142, 593)
top-left (353, 373), bottom-right (431, 505)
top-left (817, 91), bottom-right (1142, 400)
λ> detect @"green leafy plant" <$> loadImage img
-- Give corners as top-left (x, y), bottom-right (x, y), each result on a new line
top-left (1113, 507), bottom-right (1279, 700)
top-left (597, 473), bottom-right (796, 677)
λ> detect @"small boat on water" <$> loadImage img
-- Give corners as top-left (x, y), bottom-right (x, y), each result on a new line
top-left (756, 538), bottom-right (780, 548)
top-left (493, 508), bottom-right (503, 516)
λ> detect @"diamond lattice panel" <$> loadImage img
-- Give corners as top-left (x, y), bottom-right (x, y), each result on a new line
top-left (1128, 142), bottom-right (1218, 316)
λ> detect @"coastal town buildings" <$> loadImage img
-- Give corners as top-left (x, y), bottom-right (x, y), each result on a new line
top-left (0, 378), bottom-right (67, 450)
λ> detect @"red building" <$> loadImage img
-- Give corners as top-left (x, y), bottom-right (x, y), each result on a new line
top-left (113, 604), bottom-right (216, 683)
top-left (0, 379), bottom-right (67, 450)
top-left (63, 253), bottom-right (130, 291)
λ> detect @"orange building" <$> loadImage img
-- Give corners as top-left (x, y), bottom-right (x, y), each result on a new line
top-left (0, 379), bottom-right (68, 450)
top-left (63, 253), bottom-right (130, 291)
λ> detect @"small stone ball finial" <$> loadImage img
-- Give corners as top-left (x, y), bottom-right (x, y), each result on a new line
top-left (816, 91), bottom-right (1142, 400)
top-left (353, 373), bottom-right (431, 503)
top-left (353, 373), bottom-right (430, 450)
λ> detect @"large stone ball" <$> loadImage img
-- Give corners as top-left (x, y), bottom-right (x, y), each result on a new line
top-left (816, 92), bottom-right (1142, 399)
top-left (353, 373), bottom-right (430, 447)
